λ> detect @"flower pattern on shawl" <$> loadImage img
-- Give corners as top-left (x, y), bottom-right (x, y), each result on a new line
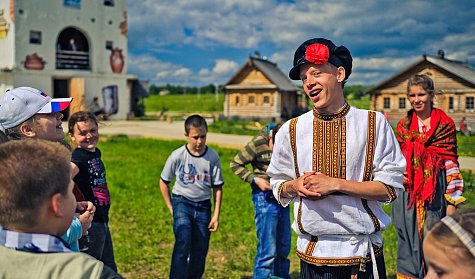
top-left (396, 108), bottom-right (458, 207)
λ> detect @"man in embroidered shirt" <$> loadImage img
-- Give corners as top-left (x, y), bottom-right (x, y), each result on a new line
top-left (267, 37), bottom-right (406, 279)
top-left (0, 140), bottom-right (122, 279)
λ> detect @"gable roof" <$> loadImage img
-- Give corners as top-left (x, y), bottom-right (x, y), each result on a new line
top-left (426, 55), bottom-right (475, 85)
top-left (367, 54), bottom-right (475, 93)
top-left (225, 57), bottom-right (298, 92)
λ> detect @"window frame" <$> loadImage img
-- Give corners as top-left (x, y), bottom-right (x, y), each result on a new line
top-left (383, 97), bottom-right (390, 109)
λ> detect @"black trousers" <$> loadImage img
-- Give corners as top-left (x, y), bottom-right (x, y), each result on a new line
top-left (300, 253), bottom-right (387, 279)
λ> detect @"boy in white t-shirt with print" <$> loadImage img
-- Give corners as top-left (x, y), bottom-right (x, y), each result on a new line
top-left (159, 114), bottom-right (223, 279)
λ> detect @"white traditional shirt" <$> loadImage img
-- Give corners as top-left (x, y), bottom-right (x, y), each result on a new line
top-left (267, 104), bottom-right (406, 269)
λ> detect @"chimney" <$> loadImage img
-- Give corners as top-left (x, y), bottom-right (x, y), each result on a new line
top-left (437, 50), bottom-right (445, 59)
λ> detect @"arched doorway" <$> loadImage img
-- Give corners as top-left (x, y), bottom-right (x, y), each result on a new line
top-left (56, 27), bottom-right (90, 70)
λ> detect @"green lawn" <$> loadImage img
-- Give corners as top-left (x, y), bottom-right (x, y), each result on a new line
top-left (457, 134), bottom-right (475, 157)
top-left (101, 135), bottom-right (474, 278)
top-left (347, 95), bottom-right (370, 110)
top-left (208, 120), bottom-right (266, 136)
top-left (144, 93), bottom-right (225, 113)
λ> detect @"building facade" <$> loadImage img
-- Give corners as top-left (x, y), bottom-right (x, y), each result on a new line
top-left (367, 52), bottom-right (475, 131)
top-left (224, 55), bottom-right (303, 122)
top-left (0, 0), bottom-right (135, 119)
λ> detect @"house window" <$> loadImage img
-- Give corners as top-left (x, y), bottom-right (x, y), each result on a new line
top-left (249, 96), bottom-right (255, 104)
top-left (383, 97), bottom-right (390, 109)
top-left (64, 0), bottom-right (81, 9)
top-left (263, 96), bottom-right (270, 104)
top-left (399, 98), bottom-right (406, 109)
top-left (235, 96), bottom-right (239, 105)
top-left (449, 97), bottom-right (454, 110)
top-left (104, 0), bottom-right (114, 6)
top-left (467, 97), bottom-right (474, 110)
top-left (30, 31), bottom-right (42, 44)
top-left (106, 41), bottom-right (113, 50)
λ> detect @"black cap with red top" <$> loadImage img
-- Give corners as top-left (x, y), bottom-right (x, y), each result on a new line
top-left (288, 37), bottom-right (352, 81)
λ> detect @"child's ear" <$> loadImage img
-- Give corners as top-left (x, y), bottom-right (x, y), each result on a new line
top-left (18, 122), bottom-right (36, 138)
top-left (50, 193), bottom-right (65, 217)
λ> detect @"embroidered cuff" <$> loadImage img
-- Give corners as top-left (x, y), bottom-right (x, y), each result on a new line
top-left (444, 194), bottom-right (467, 207)
top-left (382, 184), bottom-right (397, 204)
top-left (277, 181), bottom-right (286, 205)
top-left (277, 180), bottom-right (298, 206)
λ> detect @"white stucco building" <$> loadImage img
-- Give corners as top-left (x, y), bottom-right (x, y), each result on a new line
top-left (0, 0), bottom-right (142, 119)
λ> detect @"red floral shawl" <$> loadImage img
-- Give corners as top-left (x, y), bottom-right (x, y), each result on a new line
top-left (396, 108), bottom-right (458, 207)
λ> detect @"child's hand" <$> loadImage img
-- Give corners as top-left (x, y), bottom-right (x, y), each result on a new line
top-left (253, 177), bottom-right (271, 191)
top-left (76, 201), bottom-right (95, 215)
top-left (208, 217), bottom-right (219, 232)
top-left (76, 201), bottom-right (95, 236)
top-left (78, 210), bottom-right (93, 236)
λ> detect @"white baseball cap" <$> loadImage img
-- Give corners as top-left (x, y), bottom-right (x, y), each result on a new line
top-left (0, 87), bottom-right (72, 132)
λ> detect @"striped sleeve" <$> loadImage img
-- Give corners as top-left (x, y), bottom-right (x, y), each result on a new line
top-left (230, 141), bottom-right (257, 184)
top-left (444, 160), bottom-right (466, 206)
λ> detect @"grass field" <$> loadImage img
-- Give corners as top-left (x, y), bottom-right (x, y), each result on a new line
top-left (457, 134), bottom-right (475, 157)
top-left (100, 135), bottom-right (474, 278)
top-left (144, 93), bottom-right (225, 113)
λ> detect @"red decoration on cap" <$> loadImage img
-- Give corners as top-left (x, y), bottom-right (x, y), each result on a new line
top-left (305, 43), bottom-right (330, 65)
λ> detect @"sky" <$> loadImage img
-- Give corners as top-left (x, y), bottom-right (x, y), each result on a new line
top-left (126, 0), bottom-right (475, 87)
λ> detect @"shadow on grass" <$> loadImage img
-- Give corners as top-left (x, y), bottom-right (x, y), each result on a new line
top-left (241, 271), bottom-right (396, 278)
top-left (240, 271), bottom-right (300, 279)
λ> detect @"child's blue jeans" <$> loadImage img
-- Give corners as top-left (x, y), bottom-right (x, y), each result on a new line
top-left (170, 194), bottom-right (211, 279)
top-left (79, 222), bottom-right (117, 272)
top-left (252, 189), bottom-right (291, 279)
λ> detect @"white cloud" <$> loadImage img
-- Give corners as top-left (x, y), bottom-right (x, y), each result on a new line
top-left (197, 59), bottom-right (239, 84)
top-left (127, 53), bottom-right (194, 84)
top-left (128, 53), bottom-right (239, 85)
top-left (353, 57), bottom-right (418, 72)
top-left (212, 59), bottom-right (238, 75)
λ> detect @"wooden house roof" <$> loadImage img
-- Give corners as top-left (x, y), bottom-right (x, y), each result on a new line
top-left (367, 54), bottom-right (475, 94)
top-left (225, 56), bottom-right (299, 92)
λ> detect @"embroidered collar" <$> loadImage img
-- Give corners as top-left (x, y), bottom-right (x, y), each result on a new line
top-left (313, 103), bottom-right (350, 121)
top-left (0, 228), bottom-right (72, 253)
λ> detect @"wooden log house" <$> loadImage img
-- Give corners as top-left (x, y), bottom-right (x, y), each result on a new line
top-left (224, 55), bottom-right (302, 121)
top-left (367, 51), bottom-right (475, 131)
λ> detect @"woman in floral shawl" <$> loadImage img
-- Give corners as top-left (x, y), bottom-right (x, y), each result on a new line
top-left (392, 74), bottom-right (466, 279)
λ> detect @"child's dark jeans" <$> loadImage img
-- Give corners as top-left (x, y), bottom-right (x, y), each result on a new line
top-left (79, 222), bottom-right (117, 272)
top-left (170, 194), bottom-right (211, 279)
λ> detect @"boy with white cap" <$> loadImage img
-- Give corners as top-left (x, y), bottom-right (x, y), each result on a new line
top-left (0, 86), bottom-right (94, 251)
top-left (0, 86), bottom-right (72, 140)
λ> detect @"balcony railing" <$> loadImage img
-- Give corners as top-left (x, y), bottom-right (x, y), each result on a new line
top-left (56, 50), bottom-right (90, 70)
